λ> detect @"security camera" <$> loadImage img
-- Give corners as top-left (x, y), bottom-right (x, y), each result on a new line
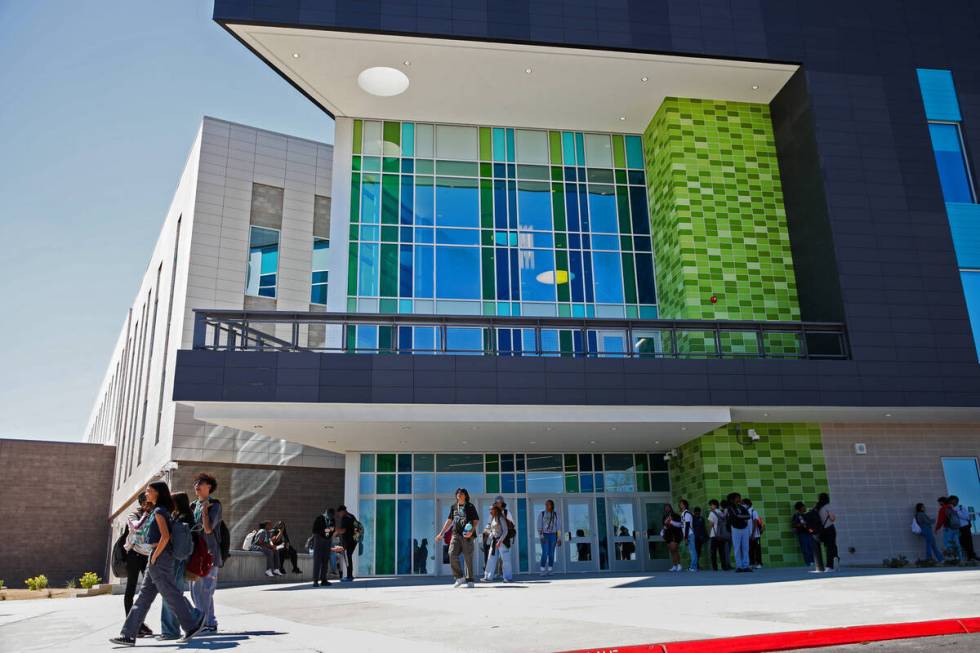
top-left (663, 451), bottom-right (672, 461)
top-left (669, 448), bottom-right (679, 457)
top-left (747, 429), bottom-right (760, 442)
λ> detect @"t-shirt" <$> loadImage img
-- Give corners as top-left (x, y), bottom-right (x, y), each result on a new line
top-left (749, 508), bottom-right (762, 537)
top-left (192, 499), bottom-right (223, 566)
top-left (818, 505), bottom-right (833, 529)
top-left (707, 510), bottom-right (719, 538)
top-left (145, 507), bottom-right (169, 545)
top-left (681, 510), bottom-right (694, 537)
top-left (252, 528), bottom-right (271, 549)
top-left (955, 505), bottom-right (970, 526)
top-left (448, 502), bottom-right (480, 536)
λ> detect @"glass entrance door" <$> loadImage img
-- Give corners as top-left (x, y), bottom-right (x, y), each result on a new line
top-left (641, 500), bottom-right (670, 570)
top-left (608, 499), bottom-right (641, 571)
top-left (529, 497), bottom-right (565, 574)
top-left (564, 498), bottom-right (598, 572)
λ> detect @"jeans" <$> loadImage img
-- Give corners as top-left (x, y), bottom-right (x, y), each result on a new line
top-left (312, 534), bottom-right (331, 583)
top-left (943, 528), bottom-right (962, 560)
top-left (252, 546), bottom-right (279, 571)
top-left (190, 565), bottom-right (218, 629)
top-left (796, 531), bottom-right (814, 565)
top-left (123, 551), bottom-right (148, 619)
top-left (686, 531), bottom-right (699, 570)
top-left (160, 558), bottom-right (187, 637)
top-left (485, 541), bottom-right (513, 581)
top-left (121, 549), bottom-right (201, 640)
top-left (922, 528), bottom-right (943, 562)
top-left (449, 533), bottom-right (475, 581)
top-left (731, 526), bottom-right (751, 570)
top-left (540, 533), bottom-right (558, 569)
top-left (710, 537), bottom-right (731, 570)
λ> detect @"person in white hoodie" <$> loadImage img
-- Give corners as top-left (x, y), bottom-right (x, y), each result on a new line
top-left (537, 499), bottom-right (562, 575)
top-left (482, 505), bottom-right (513, 583)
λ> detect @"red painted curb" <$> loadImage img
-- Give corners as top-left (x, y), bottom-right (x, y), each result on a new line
top-left (559, 616), bottom-right (980, 653)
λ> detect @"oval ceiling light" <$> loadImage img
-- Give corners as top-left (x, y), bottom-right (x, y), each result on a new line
top-left (357, 66), bottom-right (410, 97)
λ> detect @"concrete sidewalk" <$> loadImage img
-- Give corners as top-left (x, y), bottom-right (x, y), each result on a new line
top-left (1, 567), bottom-right (978, 652)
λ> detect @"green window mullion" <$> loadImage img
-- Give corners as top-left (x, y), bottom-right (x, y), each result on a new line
top-left (380, 243), bottom-right (398, 297)
top-left (480, 178), bottom-right (493, 228)
top-left (375, 499), bottom-right (395, 575)
top-left (480, 127), bottom-right (492, 161)
top-left (481, 247), bottom-right (495, 300)
top-left (556, 249), bottom-right (570, 302)
top-left (549, 131), bottom-right (562, 164)
top-left (381, 174), bottom-right (399, 225)
top-left (350, 173), bottom-right (361, 223)
top-left (347, 242), bottom-right (358, 295)
top-left (353, 119), bottom-right (363, 155)
top-left (622, 253), bottom-right (638, 304)
top-left (612, 134), bottom-right (626, 168)
top-left (616, 185), bottom-right (632, 234)
top-left (552, 182), bottom-right (566, 231)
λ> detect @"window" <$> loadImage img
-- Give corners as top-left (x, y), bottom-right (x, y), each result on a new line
top-left (246, 226), bottom-right (279, 297)
top-left (927, 123), bottom-right (976, 203)
top-left (942, 457), bottom-right (980, 535)
top-left (311, 238), bottom-right (329, 305)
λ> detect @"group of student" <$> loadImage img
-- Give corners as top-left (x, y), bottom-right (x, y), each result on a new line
top-left (661, 492), bottom-right (840, 573)
top-left (242, 520), bottom-right (303, 578)
top-left (110, 473), bottom-right (224, 647)
top-left (913, 495), bottom-right (978, 563)
top-left (308, 506), bottom-right (362, 586)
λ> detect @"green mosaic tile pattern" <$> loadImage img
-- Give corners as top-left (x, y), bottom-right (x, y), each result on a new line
top-left (669, 423), bottom-right (828, 568)
top-left (644, 98), bottom-right (801, 334)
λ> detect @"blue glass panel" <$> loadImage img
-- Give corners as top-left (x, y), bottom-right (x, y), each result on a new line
top-left (361, 180), bottom-right (380, 223)
top-left (941, 458), bottom-right (980, 535)
top-left (397, 499), bottom-right (412, 574)
top-left (446, 327), bottom-right (484, 353)
top-left (506, 128), bottom-right (516, 163)
top-left (413, 327), bottom-right (436, 353)
top-left (592, 251), bottom-right (625, 303)
top-left (400, 175), bottom-right (414, 224)
top-left (575, 133), bottom-right (585, 167)
top-left (311, 284), bottom-right (327, 305)
top-left (507, 180), bottom-right (518, 229)
top-left (413, 473), bottom-right (434, 494)
top-left (494, 179), bottom-right (508, 229)
top-left (312, 238), bottom-right (329, 268)
top-left (592, 234), bottom-right (619, 250)
top-left (502, 473), bottom-right (516, 494)
top-left (582, 248), bottom-right (595, 303)
top-left (588, 187), bottom-right (618, 233)
top-left (415, 180), bottom-right (434, 226)
top-left (360, 224), bottom-right (380, 241)
top-left (359, 474), bottom-right (376, 495)
top-left (414, 227), bottom-right (433, 244)
top-left (569, 250), bottom-right (585, 302)
top-left (928, 124), bottom-right (974, 203)
top-left (635, 253), bottom-right (657, 304)
top-left (436, 228), bottom-right (480, 245)
top-left (399, 245), bottom-right (413, 297)
top-left (517, 473), bottom-right (526, 493)
top-left (595, 498), bottom-right (609, 569)
top-left (532, 232), bottom-right (554, 248)
top-left (519, 249), bottom-right (557, 302)
top-left (564, 166), bottom-right (577, 182)
top-left (594, 473), bottom-right (605, 492)
top-left (629, 186), bottom-right (651, 235)
top-left (961, 271), bottom-right (980, 359)
top-left (397, 474), bottom-right (412, 494)
top-left (517, 183), bottom-right (552, 230)
top-left (580, 473), bottom-right (594, 492)
top-left (527, 471), bottom-right (564, 493)
top-left (495, 251), bottom-right (511, 301)
top-left (358, 243), bottom-right (379, 296)
top-left (948, 203), bottom-right (980, 268)
top-left (356, 325), bottom-right (378, 352)
top-left (401, 158), bottom-right (414, 173)
top-left (398, 326), bottom-right (412, 351)
top-left (633, 235), bottom-right (652, 252)
top-left (494, 163), bottom-right (506, 178)
top-left (401, 123), bottom-right (415, 157)
top-left (517, 498), bottom-right (529, 572)
top-left (436, 179), bottom-right (479, 228)
top-left (436, 246), bottom-right (480, 299)
top-left (414, 245), bottom-right (433, 298)
top-left (565, 184), bottom-right (580, 231)
top-left (509, 248), bottom-right (520, 300)
top-left (435, 473), bottom-right (484, 495)
top-left (917, 69), bottom-right (962, 122)
top-left (540, 329), bottom-right (559, 354)
top-left (578, 183), bottom-right (590, 233)
top-left (401, 226), bottom-right (412, 242)
top-left (625, 135), bottom-right (644, 169)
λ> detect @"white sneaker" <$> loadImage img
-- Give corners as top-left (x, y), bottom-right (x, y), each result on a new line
top-left (480, 577), bottom-right (492, 583)
top-left (502, 578), bottom-right (512, 583)
top-left (273, 570), bottom-right (283, 576)
top-left (539, 567), bottom-right (546, 576)
top-left (453, 578), bottom-right (466, 588)
top-left (466, 581), bottom-right (475, 588)
top-left (265, 570), bottom-right (274, 577)
top-left (546, 567), bottom-right (553, 575)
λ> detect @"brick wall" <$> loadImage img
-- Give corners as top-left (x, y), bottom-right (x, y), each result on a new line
top-left (0, 439), bottom-right (115, 586)
top-left (822, 423), bottom-right (980, 565)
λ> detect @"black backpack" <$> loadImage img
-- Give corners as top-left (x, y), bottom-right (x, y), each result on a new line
top-left (503, 516), bottom-right (517, 546)
top-left (111, 530), bottom-right (128, 578)
top-left (728, 506), bottom-right (750, 530)
top-left (219, 521), bottom-right (231, 566)
top-left (803, 508), bottom-right (824, 534)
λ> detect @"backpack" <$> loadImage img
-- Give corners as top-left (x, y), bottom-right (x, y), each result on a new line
top-left (911, 517), bottom-right (922, 535)
top-left (946, 506), bottom-right (962, 529)
top-left (185, 534), bottom-right (214, 580)
top-left (352, 518), bottom-right (365, 543)
top-left (803, 508), bottom-right (824, 535)
top-left (111, 531), bottom-right (128, 578)
top-left (503, 516), bottom-right (517, 546)
top-left (218, 521), bottom-right (231, 566)
top-left (728, 506), bottom-right (750, 530)
top-left (243, 529), bottom-right (258, 551)
top-left (170, 518), bottom-right (195, 562)
top-left (713, 510), bottom-right (731, 540)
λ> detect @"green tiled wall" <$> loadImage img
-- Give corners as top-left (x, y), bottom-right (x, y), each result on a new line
top-left (644, 98), bottom-right (801, 332)
top-left (669, 423), bottom-right (828, 567)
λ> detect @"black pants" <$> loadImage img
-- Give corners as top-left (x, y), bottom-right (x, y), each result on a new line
top-left (312, 535), bottom-right (330, 583)
top-left (344, 542), bottom-right (356, 578)
top-left (959, 526), bottom-right (977, 560)
top-left (819, 526), bottom-right (839, 569)
top-left (278, 544), bottom-right (300, 572)
top-left (749, 537), bottom-right (762, 566)
top-left (710, 538), bottom-right (731, 570)
top-left (124, 551), bottom-right (148, 616)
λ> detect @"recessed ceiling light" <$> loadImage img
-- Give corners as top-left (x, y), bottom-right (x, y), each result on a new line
top-left (471, 426), bottom-right (478, 431)
top-left (403, 60), bottom-right (411, 66)
top-left (525, 67), bottom-right (533, 74)
top-left (611, 426), bottom-right (617, 431)
top-left (401, 426), bottom-right (411, 430)
top-left (291, 52), bottom-right (300, 59)
top-left (529, 441), bottom-right (537, 445)
top-left (589, 440), bottom-right (597, 445)
top-left (654, 440), bottom-right (660, 444)
top-left (619, 116), bottom-right (626, 121)
top-left (763, 413), bottom-right (769, 417)
top-left (326, 440), bottom-right (336, 444)
top-left (462, 440), bottom-right (468, 445)
top-left (885, 413), bottom-right (892, 417)
top-left (357, 66), bottom-right (410, 97)
top-left (252, 425), bottom-right (263, 429)
top-left (546, 427), bottom-right (553, 431)
top-left (752, 84), bottom-right (760, 90)
top-left (323, 425), bottom-right (334, 430)
top-left (641, 76), bottom-right (649, 82)
top-left (681, 426), bottom-right (687, 431)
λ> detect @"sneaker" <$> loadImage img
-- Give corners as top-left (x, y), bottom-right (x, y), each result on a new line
top-left (137, 625), bottom-right (154, 638)
top-left (340, 577), bottom-right (354, 583)
top-left (109, 636), bottom-right (135, 647)
top-left (201, 626), bottom-right (218, 634)
top-left (502, 578), bottom-right (512, 583)
top-left (810, 569), bottom-right (825, 574)
top-left (466, 581), bottom-right (475, 588)
top-left (292, 568), bottom-right (303, 574)
top-left (453, 578), bottom-right (466, 588)
top-left (265, 569), bottom-right (274, 577)
top-left (178, 617), bottom-right (206, 644)
top-left (158, 634), bottom-right (181, 641)
top-left (539, 568), bottom-right (546, 576)
top-left (480, 577), bottom-right (493, 582)
top-left (273, 570), bottom-right (283, 576)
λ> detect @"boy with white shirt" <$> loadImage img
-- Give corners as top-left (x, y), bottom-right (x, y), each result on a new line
top-left (679, 499), bottom-right (698, 572)
top-left (743, 498), bottom-right (765, 569)
top-left (950, 496), bottom-right (978, 561)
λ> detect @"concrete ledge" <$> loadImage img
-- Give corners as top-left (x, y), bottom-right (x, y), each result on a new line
top-left (218, 550), bottom-right (315, 584)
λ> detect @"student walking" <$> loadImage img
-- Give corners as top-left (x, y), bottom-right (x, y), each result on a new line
top-left (436, 488), bottom-right (480, 587)
top-left (679, 500), bottom-right (698, 572)
top-left (121, 493), bottom-right (154, 638)
top-left (110, 481), bottom-right (204, 647)
top-left (311, 512), bottom-right (332, 586)
top-left (727, 492), bottom-right (753, 572)
top-left (707, 499), bottom-right (731, 571)
top-left (482, 505), bottom-right (514, 583)
top-left (661, 504), bottom-right (683, 571)
top-left (913, 503), bottom-right (943, 563)
top-left (935, 497), bottom-right (962, 561)
top-left (792, 502), bottom-right (815, 566)
top-left (950, 496), bottom-right (978, 561)
top-left (537, 499), bottom-right (561, 575)
top-left (160, 492), bottom-right (195, 640)
top-left (189, 472), bottom-right (223, 633)
top-left (744, 498), bottom-right (765, 569)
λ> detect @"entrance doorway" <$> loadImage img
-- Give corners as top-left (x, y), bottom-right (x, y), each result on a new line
top-left (608, 498), bottom-right (641, 571)
top-left (564, 498), bottom-right (598, 572)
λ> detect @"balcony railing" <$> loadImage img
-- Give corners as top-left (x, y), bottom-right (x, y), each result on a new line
top-left (192, 310), bottom-right (850, 360)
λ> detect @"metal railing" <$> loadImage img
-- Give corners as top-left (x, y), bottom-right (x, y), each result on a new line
top-left (192, 310), bottom-right (849, 360)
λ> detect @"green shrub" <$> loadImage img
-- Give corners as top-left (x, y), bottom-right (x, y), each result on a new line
top-left (882, 555), bottom-right (908, 568)
top-left (65, 578), bottom-right (77, 589)
top-left (79, 572), bottom-right (102, 590)
top-left (25, 575), bottom-right (48, 591)
top-left (0, 579), bottom-right (5, 590)
top-left (915, 558), bottom-right (938, 567)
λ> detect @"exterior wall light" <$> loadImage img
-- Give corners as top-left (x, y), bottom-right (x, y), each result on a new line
top-left (357, 66), bottom-right (410, 97)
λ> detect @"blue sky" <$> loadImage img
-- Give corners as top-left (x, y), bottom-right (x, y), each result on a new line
top-left (0, 2), bottom-right (334, 442)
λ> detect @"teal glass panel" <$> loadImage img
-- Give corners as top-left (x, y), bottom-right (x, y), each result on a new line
top-left (562, 132), bottom-right (576, 166)
top-left (625, 135), bottom-right (644, 169)
top-left (377, 453), bottom-right (396, 472)
top-left (527, 453), bottom-right (563, 470)
top-left (359, 474), bottom-right (376, 495)
top-left (397, 499), bottom-right (412, 574)
top-left (436, 454), bottom-right (483, 472)
top-left (361, 179), bottom-right (380, 223)
top-left (917, 68), bottom-right (962, 122)
top-left (377, 474), bottom-right (395, 494)
top-left (357, 499), bottom-right (375, 576)
top-left (413, 453), bottom-right (434, 471)
top-left (604, 453), bottom-right (635, 471)
top-left (492, 128), bottom-right (506, 162)
top-left (563, 454), bottom-right (578, 472)
top-left (375, 499), bottom-right (395, 575)
top-left (401, 122), bottom-right (415, 157)
top-left (360, 453), bottom-right (376, 472)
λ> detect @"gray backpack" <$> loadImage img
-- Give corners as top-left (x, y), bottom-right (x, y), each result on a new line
top-left (713, 509), bottom-right (731, 540)
top-left (170, 518), bottom-right (195, 561)
top-left (946, 506), bottom-right (962, 529)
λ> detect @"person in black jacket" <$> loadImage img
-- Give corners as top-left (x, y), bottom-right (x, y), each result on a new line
top-left (311, 513), bottom-right (333, 586)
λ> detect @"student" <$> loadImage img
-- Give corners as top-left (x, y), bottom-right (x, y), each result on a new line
top-left (692, 507), bottom-right (707, 570)
top-left (707, 499), bottom-right (731, 571)
top-left (110, 481), bottom-right (204, 647)
top-left (537, 499), bottom-right (562, 575)
top-left (914, 503), bottom-right (943, 563)
top-left (935, 497), bottom-right (962, 562)
top-left (189, 472), bottom-right (222, 634)
top-left (311, 512), bottom-right (332, 587)
top-left (726, 492), bottom-right (752, 572)
top-left (490, 495), bottom-right (514, 580)
top-left (661, 504), bottom-right (683, 572)
top-left (272, 521), bottom-right (302, 575)
top-left (251, 521), bottom-right (282, 577)
top-left (121, 493), bottom-right (155, 638)
top-left (744, 498), bottom-right (765, 569)
top-left (482, 505), bottom-right (513, 583)
top-left (435, 487), bottom-right (480, 587)
top-left (950, 496), bottom-right (978, 561)
top-left (323, 508), bottom-right (339, 576)
top-left (334, 505), bottom-right (360, 582)
top-left (815, 492), bottom-right (839, 572)
top-left (792, 502), bottom-right (815, 566)
top-left (160, 492), bottom-right (195, 640)
top-left (679, 500), bottom-right (697, 572)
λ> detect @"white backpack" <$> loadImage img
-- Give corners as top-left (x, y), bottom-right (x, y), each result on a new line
top-left (243, 530), bottom-right (258, 551)
top-left (911, 518), bottom-right (922, 535)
